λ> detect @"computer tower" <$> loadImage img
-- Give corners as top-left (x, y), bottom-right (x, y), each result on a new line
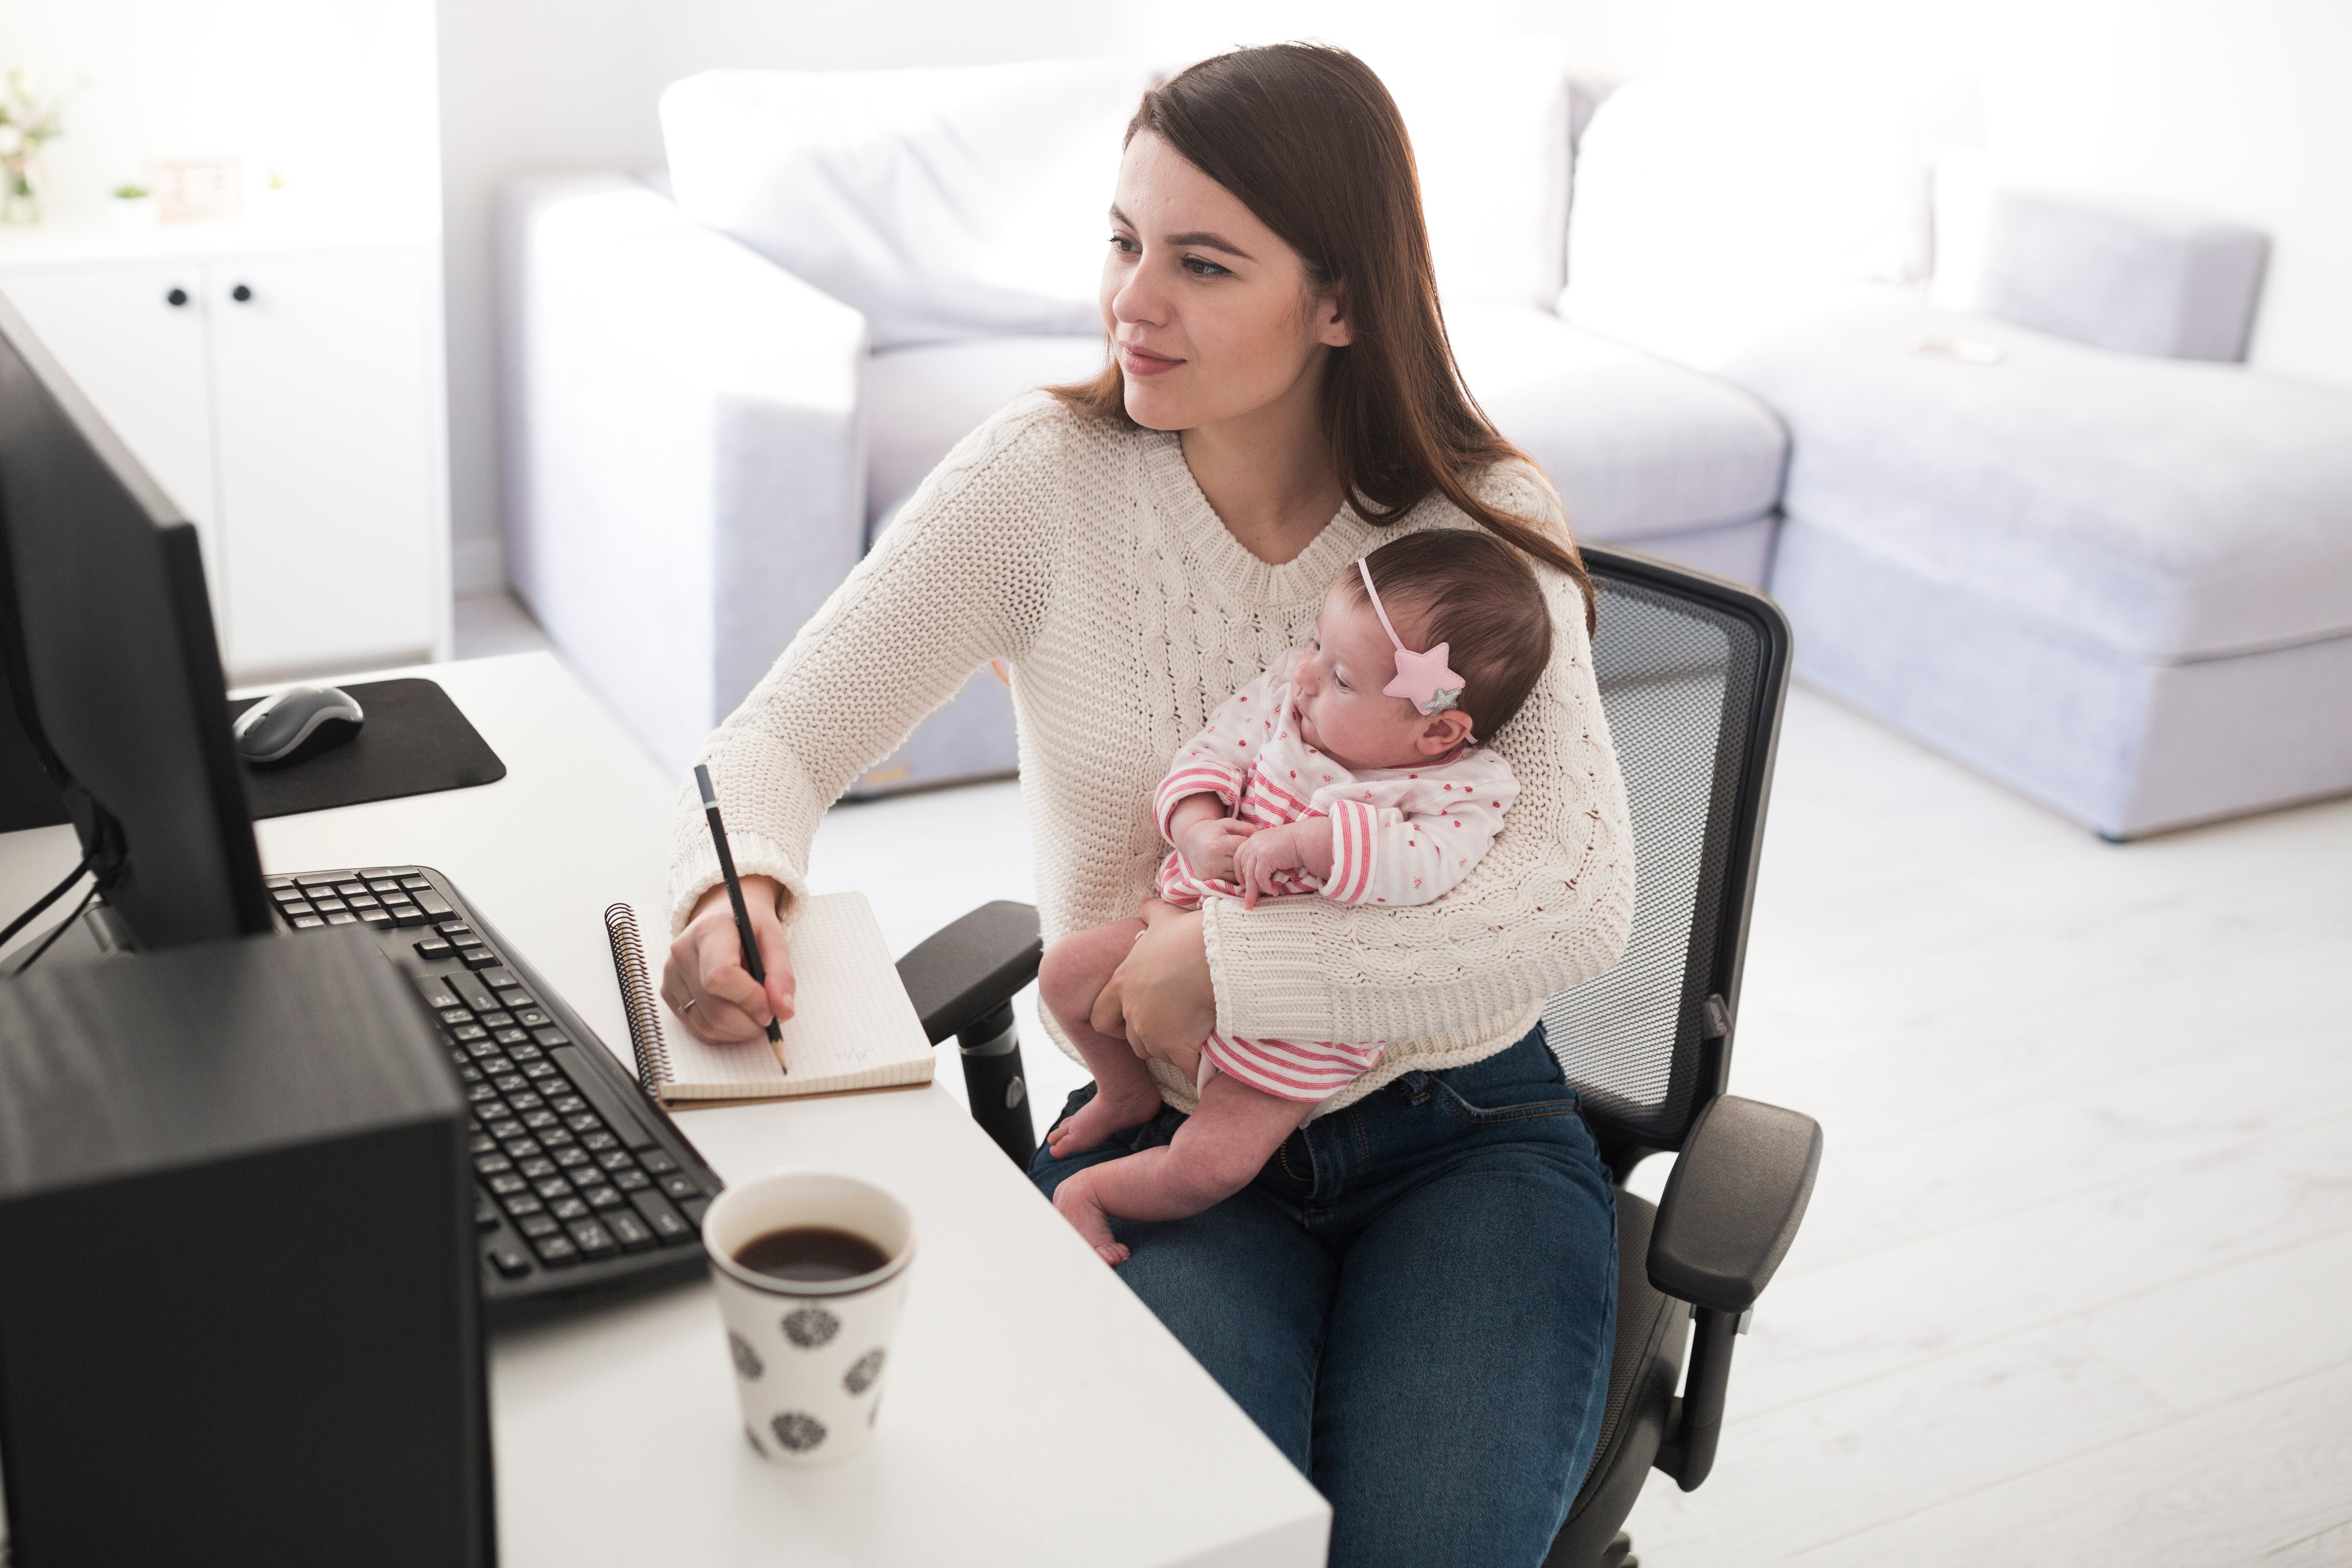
top-left (0, 929), bottom-right (493, 1565)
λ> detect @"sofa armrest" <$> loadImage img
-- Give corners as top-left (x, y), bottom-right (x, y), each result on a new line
top-left (496, 175), bottom-right (869, 776)
top-left (1647, 1094), bottom-right (1822, 1313)
top-left (1977, 186), bottom-right (2269, 362)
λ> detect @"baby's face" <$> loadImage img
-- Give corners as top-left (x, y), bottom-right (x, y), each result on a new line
top-left (1292, 581), bottom-right (1466, 770)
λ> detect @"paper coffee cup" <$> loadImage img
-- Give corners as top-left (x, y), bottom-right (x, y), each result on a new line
top-left (702, 1171), bottom-right (915, 1467)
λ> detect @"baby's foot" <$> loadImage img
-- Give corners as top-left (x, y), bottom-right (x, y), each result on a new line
top-left (1052, 1172), bottom-right (1130, 1266)
top-left (1046, 1078), bottom-right (1163, 1158)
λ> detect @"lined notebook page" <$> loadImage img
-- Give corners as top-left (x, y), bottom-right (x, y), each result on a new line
top-left (629, 891), bottom-right (933, 1103)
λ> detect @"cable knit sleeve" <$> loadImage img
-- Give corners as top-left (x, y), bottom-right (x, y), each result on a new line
top-left (1199, 465), bottom-right (1637, 1045)
top-left (665, 395), bottom-right (1067, 933)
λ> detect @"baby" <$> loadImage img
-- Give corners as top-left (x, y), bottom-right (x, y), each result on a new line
top-left (1038, 529), bottom-right (1557, 1263)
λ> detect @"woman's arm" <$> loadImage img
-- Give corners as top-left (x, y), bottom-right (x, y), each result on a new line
top-left (664, 397), bottom-right (1069, 934)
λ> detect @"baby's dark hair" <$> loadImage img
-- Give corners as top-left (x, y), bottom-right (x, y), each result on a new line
top-left (1344, 530), bottom-right (1553, 741)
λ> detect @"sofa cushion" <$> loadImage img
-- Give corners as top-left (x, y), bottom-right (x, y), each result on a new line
top-left (1560, 72), bottom-right (1928, 370)
top-left (662, 61), bottom-right (1155, 350)
top-left (1726, 302), bottom-right (2352, 661)
top-left (1448, 301), bottom-right (1787, 543)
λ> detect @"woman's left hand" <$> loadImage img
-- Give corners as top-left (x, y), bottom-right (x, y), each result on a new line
top-left (1091, 901), bottom-right (1217, 1067)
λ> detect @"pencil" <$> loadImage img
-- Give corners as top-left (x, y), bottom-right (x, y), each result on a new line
top-left (693, 763), bottom-right (785, 1061)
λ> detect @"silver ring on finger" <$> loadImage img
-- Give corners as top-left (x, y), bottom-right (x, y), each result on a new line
top-left (681, 996), bottom-right (697, 1011)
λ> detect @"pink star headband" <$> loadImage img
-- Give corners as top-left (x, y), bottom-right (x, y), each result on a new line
top-left (1357, 557), bottom-right (1466, 718)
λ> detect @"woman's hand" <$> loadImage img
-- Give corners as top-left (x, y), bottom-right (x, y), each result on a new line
top-left (1090, 900), bottom-right (1217, 1069)
top-left (663, 875), bottom-right (795, 1044)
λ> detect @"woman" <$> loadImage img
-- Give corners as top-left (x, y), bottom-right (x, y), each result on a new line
top-left (662, 44), bottom-right (1634, 1566)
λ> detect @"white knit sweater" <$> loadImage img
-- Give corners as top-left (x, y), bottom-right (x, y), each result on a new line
top-left (669, 392), bottom-right (1636, 1115)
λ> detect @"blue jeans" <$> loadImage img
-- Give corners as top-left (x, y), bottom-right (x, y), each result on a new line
top-left (1030, 1022), bottom-right (1618, 1568)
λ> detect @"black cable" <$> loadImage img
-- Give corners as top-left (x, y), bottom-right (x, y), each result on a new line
top-left (8, 880), bottom-right (100, 976)
top-left (0, 849), bottom-right (94, 950)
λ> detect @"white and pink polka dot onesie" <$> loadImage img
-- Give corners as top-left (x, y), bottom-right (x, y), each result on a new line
top-left (1151, 647), bottom-right (1520, 1104)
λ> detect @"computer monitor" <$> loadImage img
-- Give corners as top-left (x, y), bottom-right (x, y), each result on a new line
top-left (0, 291), bottom-right (271, 950)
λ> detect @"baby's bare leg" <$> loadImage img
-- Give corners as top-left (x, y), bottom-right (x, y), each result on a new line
top-left (1038, 918), bottom-right (1160, 1156)
top-left (1055, 1073), bottom-right (1313, 1263)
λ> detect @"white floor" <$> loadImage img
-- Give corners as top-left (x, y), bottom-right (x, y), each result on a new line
top-left (794, 686), bottom-right (2352, 1568)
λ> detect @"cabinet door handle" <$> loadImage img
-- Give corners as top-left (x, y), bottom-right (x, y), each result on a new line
top-left (230, 283), bottom-right (254, 303)
top-left (166, 287), bottom-right (189, 307)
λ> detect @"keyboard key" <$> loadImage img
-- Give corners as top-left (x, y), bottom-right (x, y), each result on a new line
top-left (347, 892), bottom-right (382, 908)
top-left (564, 1112), bottom-right (601, 1134)
top-left (267, 876), bottom-right (297, 891)
top-left (493, 1073), bottom-right (528, 1094)
top-left (399, 875), bottom-right (433, 891)
top-left (501, 1136), bottom-right (542, 1158)
top-left (416, 893), bottom-right (454, 919)
top-left (550, 1196), bottom-right (590, 1222)
top-left (532, 1177), bottom-right (571, 1201)
top-left (474, 1193), bottom-right (501, 1230)
top-left (489, 1174), bottom-right (529, 1196)
top-left (567, 1219), bottom-right (619, 1257)
top-left (532, 1026), bottom-right (571, 1048)
top-left (324, 911), bottom-right (359, 925)
top-left (465, 1081), bottom-right (500, 1104)
top-left (486, 1119), bottom-right (523, 1142)
top-left (334, 880), bottom-right (367, 896)
top-left (478, 1010), bottom-right (515, 1029)
top-left (595, 1148), bottom-right (635, 1171)
top-left (480, 966), bottom-right (521, 991)
top-left (294, 872), bottom-right (345, 887)
top-left (532, 1234), bottom-right (580, 1267)
top-left (513, 1007), bottom-right (553, 1029)
top-left (365, 879), bottom-right (402, 894)
top-left (519, 1156), bottom-right (557, 1179)
top-left (270, 883), bottom-right (304, 901)
top-left (289, 915), bottom-right (325, 929)
top-left (660, 1174), bottom-right (702, 1202)
top-left (583, 1185), bottom-right (625, 1210)
top-left (606, 1210), bottom-right (657, 1252)
top-left (548, 1047), bottom-right (657, 1148)
top-left (614, 1168), bottom-right (651, 1192)
top-left (538, 1127), bottom-right (575, 1148)
top-left (493, 1027), bottom-right (530, 1048)
top-left (522, 1110), bottom-right (559, 1131)
top-left (488, 1243), bottom-right (533, 1279)
top-left (452, 1023), bottom-right (488, 1044)
top-left (629, 1190), bottom-right (693, 1242)
top-left (387, 903), bottom-right (432, 928)
top-left (495, 987), bottom-right (534, 1010)
top-left (415, 938), bottom-right (454, 960)
top-left (517, 1214), bottom-right (560, 1238)
top-left (361, 866), bottom-right (420, 878)
top-left (522, 1060), bottom-right (558, 1080)
top-left (581, 1131), bottom-right (619, 1153)
top-left (679, 1195), bottom-right (710, 1226)
top-left (508, 1043), bottom-right (544, 1063)
top-left (474, 1153), bottom-right (513, 1175)
top-left (454, 975), bottom-right (500, 1012)
top-left (461, 949), bottom-right (502, 970)
top-left (502, 1192), bottom-right (545, 1217)
top-left (358, 910), bottom-right (392, 927)
top-left (506, 1092), bottom-right (544, 1114)
top-left (310, 897), bottom-right (348, 914)
top-left (468, 1132), bottom-right (496, 1155)
top-left (638, 1151), bottom-right (679, 1175)
top-left (552, 1146), bottom-right (591, 1169)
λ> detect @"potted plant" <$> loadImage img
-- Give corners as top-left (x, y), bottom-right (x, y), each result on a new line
top-left (0, 68), bottom-right (65, 225)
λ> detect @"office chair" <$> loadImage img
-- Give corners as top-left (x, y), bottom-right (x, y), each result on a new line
top-left (894, 544), bottom-right (1822, 1568)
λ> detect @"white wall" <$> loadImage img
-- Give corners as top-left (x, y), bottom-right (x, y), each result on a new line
top-left (433, 0), bottom-right (1148, 595)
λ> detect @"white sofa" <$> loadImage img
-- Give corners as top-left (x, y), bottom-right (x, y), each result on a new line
top-left (499, 51), bottom-right (1788, 788)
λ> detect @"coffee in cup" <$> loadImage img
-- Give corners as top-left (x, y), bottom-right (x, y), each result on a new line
top-left (701, 1171), bottom-right (915, 1467)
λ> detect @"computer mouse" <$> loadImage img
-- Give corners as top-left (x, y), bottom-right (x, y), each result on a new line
top-left (233, 685), bottom-right (365, 768)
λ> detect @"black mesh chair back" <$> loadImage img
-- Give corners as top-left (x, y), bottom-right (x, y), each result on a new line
top-left (1541, 544), bottom-right (1790, 1159)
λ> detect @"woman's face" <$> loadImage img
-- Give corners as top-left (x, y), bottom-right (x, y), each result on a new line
top-left (1100, 132), bottom-right (1351, 433)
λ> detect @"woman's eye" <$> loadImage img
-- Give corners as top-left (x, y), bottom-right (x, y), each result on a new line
top-left (1183, 255), bottom-right (1230, 278)
top-left (1109, 234), bottom-right (1138, 254)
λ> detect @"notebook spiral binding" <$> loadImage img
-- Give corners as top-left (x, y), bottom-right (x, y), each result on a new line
top-left (603, 903), bottom-right (671, 1091)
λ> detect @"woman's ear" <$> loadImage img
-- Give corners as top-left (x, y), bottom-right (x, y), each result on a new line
top-left (1415, 710), bottom-right (1474, 755)
top-left (1315, 283), bottom-right (1353, 349)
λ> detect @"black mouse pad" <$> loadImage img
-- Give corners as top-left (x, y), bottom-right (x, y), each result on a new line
top-left (227, 677), bottom-right (507, 820)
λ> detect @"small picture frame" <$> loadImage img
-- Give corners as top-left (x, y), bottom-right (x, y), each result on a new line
top-left (152, 157), bottom-right (242, 223)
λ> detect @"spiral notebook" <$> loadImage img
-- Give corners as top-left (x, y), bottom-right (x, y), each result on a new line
top-left (602, 892), bottom-right (934, 1106)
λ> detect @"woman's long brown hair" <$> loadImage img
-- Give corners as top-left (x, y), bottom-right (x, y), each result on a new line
top-left (1051, 42), bottom-right (1596, 631)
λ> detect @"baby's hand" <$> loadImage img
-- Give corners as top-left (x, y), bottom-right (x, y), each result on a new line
top-left (1178, 816), bottom-right (1258, 881)
top-left (1233, 824), bottom-right (1309, 908)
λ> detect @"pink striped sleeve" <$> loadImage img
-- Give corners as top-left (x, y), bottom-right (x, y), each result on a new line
top-left (1320, 797), bottom-right (1383, 905)
top-left (1156, 762), bottom-right (1245, 843)
top-left (1201, 1032), bottom-right (1385, 1103)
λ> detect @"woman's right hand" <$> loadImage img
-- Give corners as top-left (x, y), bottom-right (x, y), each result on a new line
top-left (663, 875), bottom-right (795, 1044)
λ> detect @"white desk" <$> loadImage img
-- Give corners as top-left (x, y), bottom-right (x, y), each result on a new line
top-left (0, 652), bottom-right (1329, 1568)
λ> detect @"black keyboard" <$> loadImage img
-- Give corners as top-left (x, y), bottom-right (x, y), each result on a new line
top-left (265, 864), bottom-right (722, 1312)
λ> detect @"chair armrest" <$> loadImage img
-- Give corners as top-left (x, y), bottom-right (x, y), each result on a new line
top-left (895, 901), bottom-right (1041, 1044)
top-left (1977, 186), bottom-right (2269, 362)
top-left (1647, 1094), bottom-right (1822, 1313)
top-left (495, 175), bottom-right (869, 775)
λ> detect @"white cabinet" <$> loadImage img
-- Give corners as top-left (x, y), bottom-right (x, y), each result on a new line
top-left (0, 227), bottom-right (449, 682)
